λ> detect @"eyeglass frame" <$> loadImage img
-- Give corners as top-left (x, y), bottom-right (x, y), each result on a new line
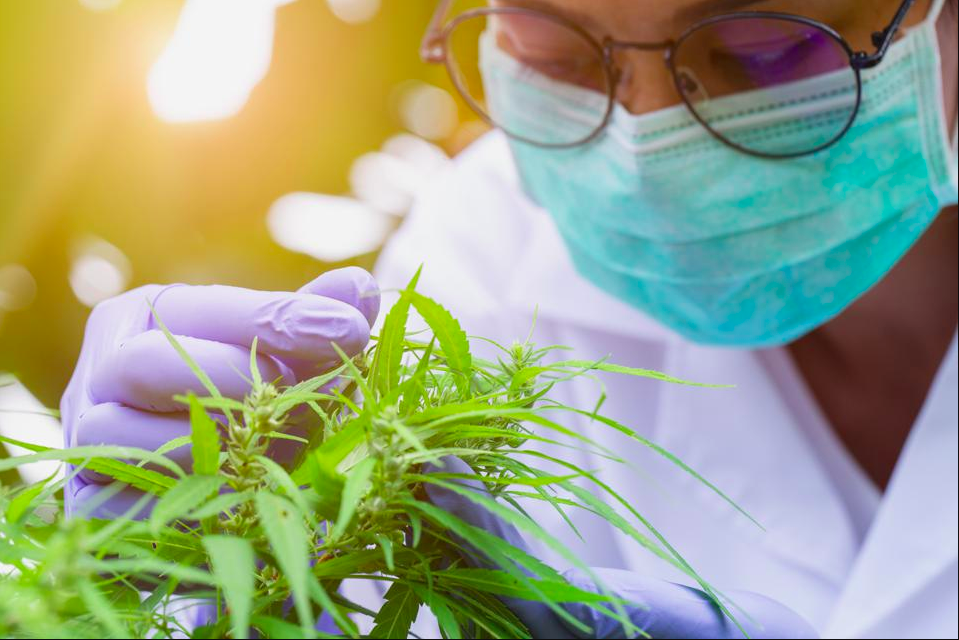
top-left (420, 0), bottom-right (918, 159)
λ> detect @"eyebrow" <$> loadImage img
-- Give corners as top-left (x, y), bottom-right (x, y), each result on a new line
top-left (501, 0), bottom-right (777, 37)
top-left (674, 0), bottom-right (772, 23)
top-left (499, 0), bottom-right (608, 34)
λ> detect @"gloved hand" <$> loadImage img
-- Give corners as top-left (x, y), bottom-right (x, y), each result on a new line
top-left (424, 456), bottom-right (818, 640)
top-left (61, 267), bottom-right (380, 520)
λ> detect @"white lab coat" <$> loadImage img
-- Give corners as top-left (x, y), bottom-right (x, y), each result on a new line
top-left (372, 131), bottom-right (959, 638)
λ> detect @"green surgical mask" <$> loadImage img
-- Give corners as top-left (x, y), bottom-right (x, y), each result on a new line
top-left (480, 4), bottom-right (959, 347)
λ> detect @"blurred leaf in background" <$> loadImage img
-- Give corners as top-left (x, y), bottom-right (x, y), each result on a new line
top-left (0, 0), bottom-right (488, 411)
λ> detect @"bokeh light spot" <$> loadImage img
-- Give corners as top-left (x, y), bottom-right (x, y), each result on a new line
top-left (0, 265), bottom-right (38, 312)
top-left (350, 134), bottom-right (450, 215)
top-left (0, 377), bottom-right (63, 484)
top-left (79, 0), bottom-right (123, 11)
top-left (267, 192), bottom-right (393, 263)
top-left (147, 0), bottom-right (283, 123)
top-left (395, 81), bottom-right (459, 140)
top-left (326, 0), bottom-right (381, 24)
top-left (68, 236), bottom-right (132, 308)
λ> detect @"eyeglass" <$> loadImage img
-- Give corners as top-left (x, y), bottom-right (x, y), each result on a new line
top-left (421, 0), bottom-right (917, 158)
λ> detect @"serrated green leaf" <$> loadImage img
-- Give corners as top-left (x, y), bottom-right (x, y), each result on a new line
top-left (80, 557), bottom-right (216, 586)
top-left (554, 359), bottom-right (733, 388)
top-left (435, 568), bottom-right (623, 605)
top-left (369, 582), bottom-right (421, 639)
top-left (373, 533), bottom-right (394, 571)
top-left (5, 473), bottom-right (52, 523)
top-left (150, 435), bottom-right (192, 462)
top-left (249, 336), bottom-right (263, 387)
top-left (372, 268), bottom-right (420, 396)
top-left (77, 580), bottom-right (127, 638)
top-left (548, 405), bottom-right (760, 529)
top-left (251, 615), bottom-right (310, 639)
top-left (187, 488), bottom-right (253, 520)
top-left (308, 577), bottom-right (359, 638)
top-left (402, 498), bottom-right (561, 583)
top-left (408, 511), bottom-right (422, 548)
top-left (331, 456), bottom-right (374, 540)
top-left (254, 454), bottom-right (312, 522)
top-left (203, 535), bottom-right (254, 640)
top-left (255, 492), bottom-right (313, 634)
top-left (86, 458), bottom-right (177, 495)
top-left (290, 416), bottom-right (367, 486)
top-left (149, 475), bottom-right (225, 534)
top-left (399, 338), bottom-right (435, 415)
top-left (407, 291), bottom-right (472, 397)
top-left (305, 452), bottom-right (345, 520)
top-left (408, 584), bottom-right (461, 640)
top-left (0, 437), bottom-right (185, 483)
top-left (188, 393), bottom-right (221, 476)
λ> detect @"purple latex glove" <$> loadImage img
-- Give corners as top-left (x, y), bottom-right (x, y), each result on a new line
top-left (424, 456), bottom-right (818, 640)
top-left (61, 267), bottom-right (380, 520)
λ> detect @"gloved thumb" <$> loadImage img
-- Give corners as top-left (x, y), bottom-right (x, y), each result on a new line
top-left (422, 455), bottom-right (532, 556)
top-left (297, 267), bottom-right (380, 328)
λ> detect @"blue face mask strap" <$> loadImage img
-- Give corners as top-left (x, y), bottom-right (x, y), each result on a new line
top-left (925, 0), bottom-right (950, 23)
top-left (922, 0), bottom-right (959, 185)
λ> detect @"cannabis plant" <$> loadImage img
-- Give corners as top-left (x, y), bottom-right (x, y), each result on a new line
top-left (0, 272), bottom-right (750, 638)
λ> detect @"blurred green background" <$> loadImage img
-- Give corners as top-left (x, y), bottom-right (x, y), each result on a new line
top-left (0, 0), bottom-right (486, 410)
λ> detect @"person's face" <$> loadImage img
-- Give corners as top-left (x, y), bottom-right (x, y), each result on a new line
top-left (489, 0), bottom-right (956, 124)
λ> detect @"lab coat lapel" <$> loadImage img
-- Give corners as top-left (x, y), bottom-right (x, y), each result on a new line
top-left (657, 342), bottom-right (862, 589)
top-left (825, 333), bottom-right (959, 638)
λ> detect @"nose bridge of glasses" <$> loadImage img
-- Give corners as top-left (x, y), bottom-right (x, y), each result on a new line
top-left (608, 41), bottom-right (685, 116)
top-left (605, 38), bottom-right (674, 52)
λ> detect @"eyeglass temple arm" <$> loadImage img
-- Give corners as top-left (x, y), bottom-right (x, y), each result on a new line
top-left (421, 0), bottom-right (454, 63)
top-left (852, 0), bottom-right (917, 68)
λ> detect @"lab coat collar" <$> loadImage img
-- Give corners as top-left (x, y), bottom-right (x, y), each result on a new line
top-left (825, 332), bottom-right (959, 638)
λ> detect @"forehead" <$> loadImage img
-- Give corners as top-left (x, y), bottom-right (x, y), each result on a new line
top-left (494, 0), bottom-right (916, 41)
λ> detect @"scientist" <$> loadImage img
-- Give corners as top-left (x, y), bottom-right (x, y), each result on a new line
top-left (61, 0), bottom-right (957, 637)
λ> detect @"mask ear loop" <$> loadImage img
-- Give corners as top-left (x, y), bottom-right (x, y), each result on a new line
top-left (923, 0), bottom-right (959, 185)
top-left (914, 0), bottom-right (959, 195)
top-left (924, 0), bottom-right (949, 23)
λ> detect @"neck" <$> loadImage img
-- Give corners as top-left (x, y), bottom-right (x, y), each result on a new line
top-left (814, 207), bottom-right (957, 367)
top-left (788, 207), bottom-right (958, 489)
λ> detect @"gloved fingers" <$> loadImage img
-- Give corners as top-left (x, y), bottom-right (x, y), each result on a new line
top-left (286, 268), bottom-right (381, 380)
top-left (150, 282), bottom-right (371, 362)
top-left (67, 474), bottom-right (154, 520)
top-left (422, 455), bottom-right (532, 555)
top-left (718, 590), bottom-right (818, 639)
top-left (89, 330), bottom-right (294, 412)
top-left (73, 401), bottom-right (315, 487)
top-left (297, 266), bottom-right (381, 329)
top-left (423, 456), bottom-right (580, 639)
top-left (73, 402), bottom-right (194, 483)
top-left (560, 567), bottom-right (818, 639)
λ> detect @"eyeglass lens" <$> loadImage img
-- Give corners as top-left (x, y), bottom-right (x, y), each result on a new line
top-left (673, 17), bottom-right (859, 156)
top-left (446, 10), bottom-right (611, 146)
top-left (445, 9), bottom-right (861, 155)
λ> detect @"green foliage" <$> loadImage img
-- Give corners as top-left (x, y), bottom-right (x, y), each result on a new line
top-left (203, 535), bottom-right (255, 640)
top-left (0, 273), bottom-right (751, 638)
